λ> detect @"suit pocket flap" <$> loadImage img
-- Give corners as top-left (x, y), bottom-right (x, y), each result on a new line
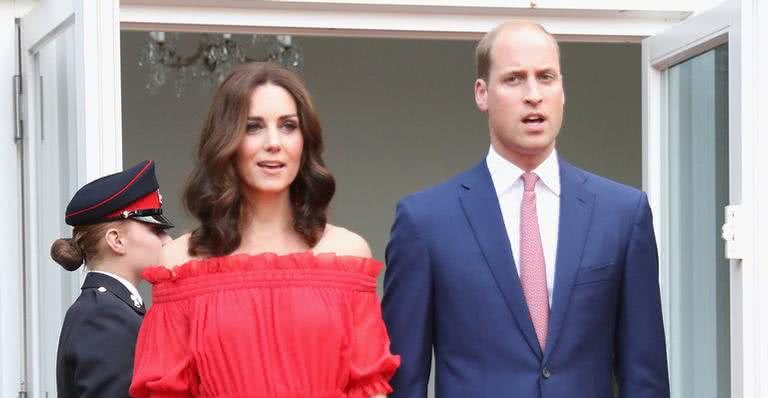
top-left (574, 263), bottom-right (620, 285)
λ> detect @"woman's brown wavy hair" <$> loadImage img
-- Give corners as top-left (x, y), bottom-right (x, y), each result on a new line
top-left (183, 62), bottom-right (335, 257)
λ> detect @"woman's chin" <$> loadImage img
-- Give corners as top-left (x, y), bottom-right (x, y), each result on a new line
top-left (244, 182), bottom-right (292, 197)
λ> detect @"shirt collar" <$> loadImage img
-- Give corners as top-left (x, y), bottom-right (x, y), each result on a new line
top-left (486, 146), bottom-right (561, 197)
top-left (90, 270), bottom-right (143, 305)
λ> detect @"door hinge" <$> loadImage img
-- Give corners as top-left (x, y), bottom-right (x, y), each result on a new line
top-left (14, 17), bottom-right (23, 142)
top-left (721, 205), bottom-right (744, 260)
top-left (18, 380), bottom-right (27, 398)
top-left (14, 74), bottom-right (24, 142)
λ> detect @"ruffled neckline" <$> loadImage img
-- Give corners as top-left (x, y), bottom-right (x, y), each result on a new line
top-left (142, 251), bottom-right (383, 285)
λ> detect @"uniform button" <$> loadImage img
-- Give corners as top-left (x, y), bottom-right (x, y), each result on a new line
top-left (542, 367), bottom-right (552, 379)
top-left (97, 287), bottom-right (107, 293)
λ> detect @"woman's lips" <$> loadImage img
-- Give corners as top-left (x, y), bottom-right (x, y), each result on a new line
top-left (257, 161), bottom-right (286, 174)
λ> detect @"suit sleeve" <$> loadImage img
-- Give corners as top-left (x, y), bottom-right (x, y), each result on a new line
top-left (615, 193), bottom-right (670, 397)
top-left (67, 303), bottom-right (138, 397)
top-left (382, 199), bottom-right (433, 398)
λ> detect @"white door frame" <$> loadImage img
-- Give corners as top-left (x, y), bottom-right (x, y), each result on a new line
top-left (0, 4), bottom-right (26, 397)
top-left (735, 0), bottom-right (768, 396)
top-left (119, 0), bottom-right (694, 42)
top-left (17, 0), bottom-right (123, 396)
top-left (753, 2), bottom-right (768, 396)
top-left (642, 0), bottom-right (768, 396)
top-left (22, 0), bottom-right (124, 182)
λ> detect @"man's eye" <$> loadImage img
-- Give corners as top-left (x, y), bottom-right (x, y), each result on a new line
top-left (539, 73), bottom-right (557, 82)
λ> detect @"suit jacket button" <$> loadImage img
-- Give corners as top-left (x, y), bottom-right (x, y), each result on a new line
top-left (97, 287), bottom-right (107, 293)
top-left (542, 367), bottom-right (552, 379)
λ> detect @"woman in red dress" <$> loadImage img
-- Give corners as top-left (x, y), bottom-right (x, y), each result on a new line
top-left (130, 63), bottom-right (400, 398)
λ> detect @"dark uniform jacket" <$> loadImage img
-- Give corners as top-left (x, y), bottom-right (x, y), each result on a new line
top-left (56, 272), bottom-right (145, 397)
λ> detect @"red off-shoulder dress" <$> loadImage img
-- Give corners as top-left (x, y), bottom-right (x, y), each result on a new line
top-left (129, 252), bottom-right (400, 398)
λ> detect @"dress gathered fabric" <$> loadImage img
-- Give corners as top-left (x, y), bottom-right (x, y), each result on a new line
top-left (129, 251), bottom-right (400, 398)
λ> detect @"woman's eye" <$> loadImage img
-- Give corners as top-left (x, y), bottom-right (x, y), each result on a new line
top-left (281, 122), bottom-right (298, 132)
top-left (246, 123), bottom-right (263, 133)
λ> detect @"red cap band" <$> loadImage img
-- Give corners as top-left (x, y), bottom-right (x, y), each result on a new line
top-left (105, 190), bottom-right (162, 218)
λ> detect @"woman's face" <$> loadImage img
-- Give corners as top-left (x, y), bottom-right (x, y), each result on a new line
top-left (235, 83), bottom-right (304, 197)
top-left (120, 220), bottom-right (170, 270)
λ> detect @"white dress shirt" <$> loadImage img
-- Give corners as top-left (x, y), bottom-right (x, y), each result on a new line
top-left (486, 146), bottom-right (560, 306)
top-left (90, 270), bottom-right (144, 306)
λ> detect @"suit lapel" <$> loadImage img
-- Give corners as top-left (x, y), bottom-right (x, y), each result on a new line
top-left (543, 159), bottom-right (594, 361)
top-left (82, 272), bottom-right (146, 316)
top-left (459, 161), bottom-right (543, 358)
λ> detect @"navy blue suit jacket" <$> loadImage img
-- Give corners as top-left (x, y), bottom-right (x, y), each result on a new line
top-left (56, 272), bottom-right (145, 398)
top-left (383, 158), bottom-right (669, 398)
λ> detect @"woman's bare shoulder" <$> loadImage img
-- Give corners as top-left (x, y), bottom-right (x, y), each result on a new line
top-left (160, 233), bottom-right (197, 269)
top-left (314, 224), bottom-right (373, 258)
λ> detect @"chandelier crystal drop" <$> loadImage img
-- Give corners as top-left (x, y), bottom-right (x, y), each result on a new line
top-left (138, 32), bottom-right (303, 97)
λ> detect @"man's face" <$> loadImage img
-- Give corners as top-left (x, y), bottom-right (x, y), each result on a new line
top-left (475, 26), bottom-right (565, 166)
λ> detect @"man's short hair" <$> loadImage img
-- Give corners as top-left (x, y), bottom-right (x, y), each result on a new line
top-left (475, 21), bottom-right (560, 81)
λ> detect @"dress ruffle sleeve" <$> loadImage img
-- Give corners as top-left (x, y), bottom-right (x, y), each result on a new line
top-left (346, 264), bottom-right (401, 398)
top-left (130, 295), bottom-right (197, 398)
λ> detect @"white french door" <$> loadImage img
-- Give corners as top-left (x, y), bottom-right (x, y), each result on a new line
top-left (642, 0), bottom-right (762, 396)
top-left (18, 0), bottom-right (122, 396)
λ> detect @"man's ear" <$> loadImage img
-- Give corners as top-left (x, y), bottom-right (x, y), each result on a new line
top-left (475, 78), bottom-right (489, 112)
top-left (104, 227), bottom-right (127, 255)
top-left (560, 73), bottom-right (566, 105)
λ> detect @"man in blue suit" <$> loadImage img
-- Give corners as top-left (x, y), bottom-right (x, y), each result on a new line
top-left (383, 21), bottom-right (669, 397)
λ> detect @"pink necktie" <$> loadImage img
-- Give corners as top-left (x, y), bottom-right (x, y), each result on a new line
top-left (520, 172), bottom-right (549, 350)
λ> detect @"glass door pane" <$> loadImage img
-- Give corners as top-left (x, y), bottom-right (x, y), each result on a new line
top-left (666, 44), bottom-right (729, 398)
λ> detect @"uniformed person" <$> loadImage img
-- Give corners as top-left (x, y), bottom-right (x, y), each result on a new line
top-left (52, 160), bottom-right (174, 398)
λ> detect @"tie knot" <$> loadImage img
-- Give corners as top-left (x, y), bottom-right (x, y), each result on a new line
top-left (522, 172), bottom-right (539, 192)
